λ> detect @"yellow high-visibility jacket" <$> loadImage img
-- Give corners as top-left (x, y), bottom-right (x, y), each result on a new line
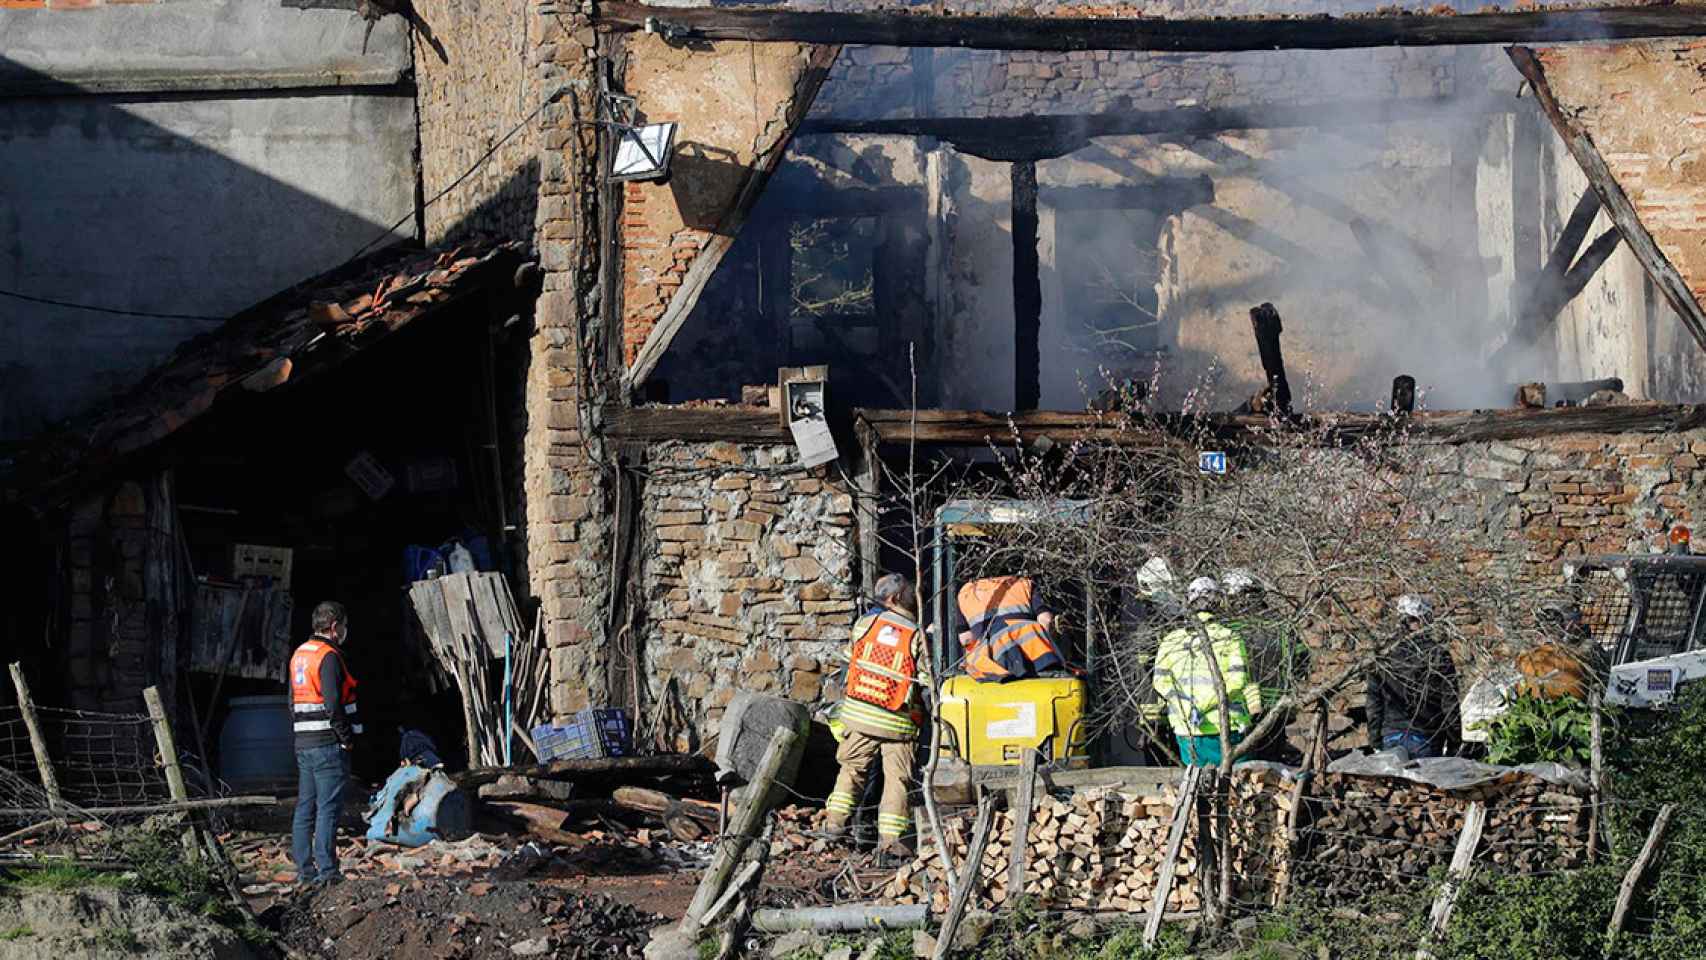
top-left (1152, 613), bottom-right (1262, 737)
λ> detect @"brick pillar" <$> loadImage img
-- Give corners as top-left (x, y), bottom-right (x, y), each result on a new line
top-left (524, 1), bottom-right (611, 718)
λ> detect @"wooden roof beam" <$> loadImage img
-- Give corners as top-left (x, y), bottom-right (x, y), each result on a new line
top-left (598, 3), bottom-right (1706, 53)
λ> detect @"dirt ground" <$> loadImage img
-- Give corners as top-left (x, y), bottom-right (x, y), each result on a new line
top-left (274, 876), bottom-right (661, 960)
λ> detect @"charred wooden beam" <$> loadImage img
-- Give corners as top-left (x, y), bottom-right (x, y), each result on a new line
top-left (853, 402), bottom-right (1706, 448)
top-left (1249, 303), bottom-right (1292, 417)
top-left (1509, 46), bottom-right (1706, 354)
top-left (1390, 375), bottom-right (1416, 415)
top-left (1013, 160), bottom-right (1042, 412)
top-left (799, 97), bottom-right (1510, 158)
top-left (1042, 177), bottom-right (1213, 213)
top-left (599, 3), bottom-right (1706, 52)
top-left (1492, 190), bottom-right (1608, 364)
top-left (604, 405), bottom-right (792, 443)
top-left (1557, 228), bottom-right (1625, 307)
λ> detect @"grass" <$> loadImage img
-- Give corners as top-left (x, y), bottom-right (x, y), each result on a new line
top-left (1, 862), bottom-right (124, 893)
top-left (0, 925), bottom-right (32, 941)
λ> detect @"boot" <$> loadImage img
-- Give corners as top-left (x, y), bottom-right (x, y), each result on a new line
top-left (820, 814), bottom-right (850, 843)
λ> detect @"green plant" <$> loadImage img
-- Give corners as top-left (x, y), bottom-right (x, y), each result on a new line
top-left (1475, 691), bottom-right (1594, 766)
top-left (0, 925), bottom-right (32, 941)
top-left (1437, 866), bottom-right (1620, 960)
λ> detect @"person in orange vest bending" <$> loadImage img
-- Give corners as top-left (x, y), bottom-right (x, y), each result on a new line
top-left (826, 573), bottom-right (930, 864)
top-left (290, 601), bottom-right (363, 889)
top-left (959, 576), bottom-right (1070, 681)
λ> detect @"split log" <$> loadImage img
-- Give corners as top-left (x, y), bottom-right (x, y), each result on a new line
top-left (613, 786), bottom-right (722, 841)
top-left (751, 904), bottom-right (929, 933)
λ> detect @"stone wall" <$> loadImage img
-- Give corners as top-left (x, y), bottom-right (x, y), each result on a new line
top-left (637, 441), bottom-right (859, 748)
top-left (412, 0), bottom-right (548, 246)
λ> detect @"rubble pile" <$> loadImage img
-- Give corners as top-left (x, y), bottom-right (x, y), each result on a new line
top-left (883, 785), bottom-right (1201, 914)
top-left (278, 876), bottom-right (661, 960)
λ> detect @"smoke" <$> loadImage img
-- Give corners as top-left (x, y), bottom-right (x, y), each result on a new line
top-left (1027, 43), bottom-right (1556, 413)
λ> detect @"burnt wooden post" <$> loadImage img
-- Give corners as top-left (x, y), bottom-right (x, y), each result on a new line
top-left (1250, 303), bottom-right (1291, 416)
top-left (1391, 375), bottom-right (1417, 415)
top-left (1012, 160), bottom-right (1042, 411)
top-left (9, 662), bottom-right (62, 811)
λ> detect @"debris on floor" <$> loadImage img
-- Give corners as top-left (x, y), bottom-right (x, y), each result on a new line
top-left (276, 875), bottom-right (662, 960)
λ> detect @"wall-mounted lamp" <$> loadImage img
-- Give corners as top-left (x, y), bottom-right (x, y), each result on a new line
top-left (600, 91), bottom-right (677, 183)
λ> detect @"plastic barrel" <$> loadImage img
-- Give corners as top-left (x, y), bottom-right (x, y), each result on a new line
top-left (219, 695), bottom-right (296, 791)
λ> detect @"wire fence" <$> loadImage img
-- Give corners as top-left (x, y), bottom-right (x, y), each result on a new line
top-left (0, 700), bottom-right (191, 824)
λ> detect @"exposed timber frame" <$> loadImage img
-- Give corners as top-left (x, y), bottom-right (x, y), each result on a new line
top-left (603, 401), bottom-right (1706, 449)
top-left (1509, 45), bottom-right (1706, 354)
top-left (798, 96), bottom-right (1513, 162)
top-left (598, 2), bottom-right (1706, 52)
top-left (621, 44), bottom-right (841, 394)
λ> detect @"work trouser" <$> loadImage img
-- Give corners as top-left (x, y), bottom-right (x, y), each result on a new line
top-left (826, 728), bottom-right (914, 843)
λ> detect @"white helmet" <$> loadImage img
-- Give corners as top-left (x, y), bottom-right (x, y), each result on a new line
top-left (1395, 594), bottom-right (1432, 620)
top-left (1186, 577), bottom-right (1221, 607)
top-left (1221, 569), bottom-right (1260, 597)
top-left (1136, 557), bottom-right (1176, 596)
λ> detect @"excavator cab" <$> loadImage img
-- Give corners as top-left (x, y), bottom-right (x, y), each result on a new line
top-left (928, 499), bottom-right (1098, 769)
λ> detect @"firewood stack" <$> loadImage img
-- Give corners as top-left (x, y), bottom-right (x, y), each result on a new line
top-left (882, 786), bottom-right (1202, 914)
top-left (1287, 773), bottom-right (1590, 900)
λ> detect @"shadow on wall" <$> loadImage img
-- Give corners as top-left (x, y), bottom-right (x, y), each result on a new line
top-left (0, 59), bottom-right (417, 443)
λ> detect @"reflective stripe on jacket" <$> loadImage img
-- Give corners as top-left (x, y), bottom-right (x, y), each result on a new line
top-left (839, 609), bottom-right (927, 741)
top-left (964, 619), bottom-right (1065, 682)
top-left (1152, 613), bottom-right (1260, 736)
top-left (290, 639), bottom-right (362, 740)
top-left (846, 611), bottom-right (920, 713)
top-left (957, 577), bottom-right (1036, 642)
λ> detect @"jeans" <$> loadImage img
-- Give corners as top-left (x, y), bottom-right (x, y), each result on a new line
top-left (292, 744), bottom-right (348, 883)
top-left (1381, 729), bottom-right (1442, 760)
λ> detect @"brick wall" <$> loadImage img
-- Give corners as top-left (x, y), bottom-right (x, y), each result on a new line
top-left (637, 441), bottom-right (859, 748)
top-left (617, 36), bottom-right (835, 367)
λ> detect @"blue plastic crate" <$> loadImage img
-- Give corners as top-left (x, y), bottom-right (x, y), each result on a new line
top-left (532, 709), bottom-right (631, 762)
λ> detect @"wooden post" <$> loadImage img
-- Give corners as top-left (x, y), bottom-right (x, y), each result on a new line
top-left (1608, 804), bottom-right (1675, 947)
top-left (1144, 765), bottom-right (1204, 947)
top-left (1274, 771), bottom-right (1311, 907)
top-left (678, 726), bottom-right (798, 941)
top-left (9, 663), bottom-right (62, 811)
top-left (1007, 749), bottom-right (1040, 898)
top-left (1419, 801), bottom-right (1486, 954)
top-left (143, 686), bottom-right (190, 803)
top-left (1588, 688), bottom-right (1605, 862)
top-left (933, 788), bottom-right (998, 960)
top-left (1011, 160), bottom-right (1041, 412)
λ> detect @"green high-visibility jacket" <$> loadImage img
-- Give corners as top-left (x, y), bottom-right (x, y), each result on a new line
top-left (1153, 612), bottom-right (1263, 737)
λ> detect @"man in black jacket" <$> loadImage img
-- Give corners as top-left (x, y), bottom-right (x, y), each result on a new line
top-left (1366, 595), bottom-right (1460, 759)
top-left (289, 601), bottom-right (362, 888)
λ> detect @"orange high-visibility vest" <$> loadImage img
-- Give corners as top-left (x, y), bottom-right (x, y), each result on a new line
top-left (290, 638), bottom-right (362, 736)
top-left (846, 612), bottom-right (920, 712)
top-left (958, 577), bottom-right (1037, 641)
top-left (964, 619), bottom-right (1064, 681)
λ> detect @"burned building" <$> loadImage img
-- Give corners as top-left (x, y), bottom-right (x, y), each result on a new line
top-left (6, 0), bottom-right (1706, 784)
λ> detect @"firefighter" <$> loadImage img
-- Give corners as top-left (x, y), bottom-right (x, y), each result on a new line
top-left (1365, 594), bottom-right (1460, 759)
top-left (825, 573), bottom-right (928, 862)
top-left (958, 575), bottom-right (1070, 681)
top-left (1153, 577), bottom-right (1263, 766)
top-left (289, 601), bottom-right (362, 888)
